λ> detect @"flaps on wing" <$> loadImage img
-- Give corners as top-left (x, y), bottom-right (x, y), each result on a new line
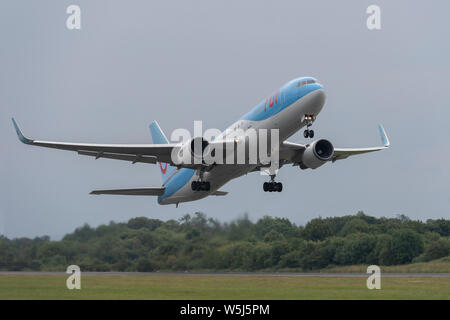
top-left (78, 150), bottom-right (158, 164)
top-left (90, 187), bottom-right (165, 196)
top-left (331, 146), bottom-right (387, 161)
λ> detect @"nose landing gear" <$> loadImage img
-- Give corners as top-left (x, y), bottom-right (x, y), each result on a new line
top-left (303, 114), bottom-right (316, 138)
top-left (263, 175), bottom-right (283, 192)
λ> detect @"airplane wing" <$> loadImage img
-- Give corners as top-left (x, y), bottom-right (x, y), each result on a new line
top-left (90, 187), bottom-right (165, 196)
top-left (280, 124), bottom-right (390, 165)
top-left (330, 124), bottom-right (390, 161)
top-left (12, 118), bottom-right (178, 166)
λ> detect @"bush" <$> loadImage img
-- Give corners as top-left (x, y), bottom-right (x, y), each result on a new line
top-left (390, 230), bottom-right (424, 265)
top-left (135, 257), bottom-right (154, 272)
top-left (0, 212), bottom-right (447, 271)
top-left (420, 239), bottom-right (450, 261)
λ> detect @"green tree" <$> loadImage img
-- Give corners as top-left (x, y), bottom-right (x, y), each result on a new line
top-left (127, 217), bottom-right (162, 231)
top-left (390, 230), bottom-right (424, 264)
top-left (135, 257), bottom-right (154, 272)
top-left (421, 239), bottom-right (450, 261)
top-left (302, 217), bottom-right (332, 241)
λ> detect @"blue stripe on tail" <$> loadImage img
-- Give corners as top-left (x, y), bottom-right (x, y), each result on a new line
top-left (149, 121), bottom-right (176, 183)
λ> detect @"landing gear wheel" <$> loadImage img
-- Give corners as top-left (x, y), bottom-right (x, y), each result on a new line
top-left (192, 181), bottom-right (210, 191)
top-left (263, 181), bottom-right (283, 192)
top-left (304, 129), bottom-right (314, 138)
top-left (304, 130), bottom-right (309, 138)
top-left (276, 182), bottom-right (283, 192)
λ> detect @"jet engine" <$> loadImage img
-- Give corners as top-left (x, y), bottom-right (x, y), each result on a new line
top-left (174, 137), bottom-right (210, 165)
top-left (300, 139), bottom-right (334, 169)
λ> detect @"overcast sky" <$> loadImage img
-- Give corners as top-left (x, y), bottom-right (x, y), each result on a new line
top-left (1, 0), bottom-right (449, 239)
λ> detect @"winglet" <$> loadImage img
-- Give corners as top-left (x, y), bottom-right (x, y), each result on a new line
top-left (378, 124), bottom-right (390, 148)
top-left (11, 118), bottom-right (34, 145)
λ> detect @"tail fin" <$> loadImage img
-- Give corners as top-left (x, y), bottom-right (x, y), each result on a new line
top-left (149, 121), bottom-right (176, 183)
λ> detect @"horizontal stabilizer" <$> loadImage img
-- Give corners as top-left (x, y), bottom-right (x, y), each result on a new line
top-left (90, 187), bottom-right (165, 196)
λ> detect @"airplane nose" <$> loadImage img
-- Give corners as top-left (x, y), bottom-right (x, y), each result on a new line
top-left (312, 87), bottom-right (326, 107)
top-left (305, 87), bottom-right (326, 115)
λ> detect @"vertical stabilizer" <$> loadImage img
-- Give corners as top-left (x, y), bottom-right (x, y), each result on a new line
top-left (149, 121), bottom-right (176, 183)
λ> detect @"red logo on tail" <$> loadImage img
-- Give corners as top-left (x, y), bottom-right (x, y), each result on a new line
top-left (159, 162), bottom-right (168, 174)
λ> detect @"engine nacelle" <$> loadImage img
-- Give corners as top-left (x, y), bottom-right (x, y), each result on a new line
top-left (174, 137), bottom-right (210, 165)
top-left (300, 139), bottom-right (334, 169)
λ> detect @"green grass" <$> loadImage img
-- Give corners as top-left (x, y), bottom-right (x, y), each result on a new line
top-left (0, 274), bottom-right (449, 299)
top-left (323, 258), bottom-right (450, 273)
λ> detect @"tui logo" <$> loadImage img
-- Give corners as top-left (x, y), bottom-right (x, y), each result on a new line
top-left (159, 162), bottom-right (168, 174)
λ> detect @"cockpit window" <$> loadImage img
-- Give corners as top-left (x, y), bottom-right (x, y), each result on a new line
top-left (297, 79), bottom-right (316, 87)
top-left (296, 80), bottom-right (307, 88)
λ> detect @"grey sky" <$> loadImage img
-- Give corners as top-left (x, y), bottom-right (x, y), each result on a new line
top-left (1, 0), bottom-right (449, 239)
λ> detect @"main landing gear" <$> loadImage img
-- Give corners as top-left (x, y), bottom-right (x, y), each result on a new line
top-left (263, 175), bottom-right (283, 192)
top-left (303, 114), bottom-right (316, 138)
top-left (191, 180), bottom-right (210, 191)
top-left (191, 170), bottom-right (210, 191)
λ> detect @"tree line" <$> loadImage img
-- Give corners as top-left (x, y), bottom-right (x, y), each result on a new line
top-left (0, 211), bottom-right (449, 271)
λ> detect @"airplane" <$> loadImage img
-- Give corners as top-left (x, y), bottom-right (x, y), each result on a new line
top-left (12, 76), bottom-right (390, 206)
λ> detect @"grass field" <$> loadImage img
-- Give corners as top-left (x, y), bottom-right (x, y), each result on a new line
top-left (323, 258), bottom-right (450, 273)
top-left (0, 274), bottom-right (449, 299)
